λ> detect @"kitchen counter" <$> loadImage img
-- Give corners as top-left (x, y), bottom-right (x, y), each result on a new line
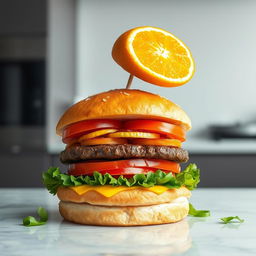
top-left (1, 188), bottom-right (255, 256)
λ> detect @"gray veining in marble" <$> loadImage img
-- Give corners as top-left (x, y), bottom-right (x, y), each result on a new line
top-left (0, 188), bottom-right (255, 256)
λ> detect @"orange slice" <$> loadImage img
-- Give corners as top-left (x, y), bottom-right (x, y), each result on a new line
top-left (108, 131), bottom-right (160, 139)
top-left (131, 138), bottom-right (181, 147)
top-left (112, 26), bottom-right (195, 87)
top-left (78, 129), bottom-right (118, 141)
top-left (80, 138), bottom-right (128, 146)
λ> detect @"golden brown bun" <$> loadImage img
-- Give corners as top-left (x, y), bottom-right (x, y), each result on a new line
top-left (57, 186), bottom-right (191, 206)
top-left (59, 197), bottom-right (189, 226)
top-left (56, 89), bottom-right (191, 135)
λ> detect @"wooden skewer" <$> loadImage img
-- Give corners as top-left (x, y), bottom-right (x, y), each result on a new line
top-left (125, 74), bottom-right (134, 89)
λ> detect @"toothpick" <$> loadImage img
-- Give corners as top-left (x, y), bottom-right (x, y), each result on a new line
top-left (125, 74), bottom-right (134, 89)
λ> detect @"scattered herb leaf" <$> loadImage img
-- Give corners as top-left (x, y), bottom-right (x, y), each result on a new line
top-left (220, 216), bottom-right (244, 224)
top-left (23, 207), bottom-right (48, 227)
top-left (189, 203), bottom-right (210, 217)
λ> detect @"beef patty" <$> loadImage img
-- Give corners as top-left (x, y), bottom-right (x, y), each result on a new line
top-left (60, 144), bottom-right (189, 164)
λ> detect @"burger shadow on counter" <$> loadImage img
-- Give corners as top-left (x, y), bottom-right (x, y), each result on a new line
top-left (53, 219), bottom-right (193, 255)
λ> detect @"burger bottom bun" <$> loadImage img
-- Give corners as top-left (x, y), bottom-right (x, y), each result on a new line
top-left (59, 196), bottom-right (189, 226)
top-left (57, 186), bottom-right (191, 206)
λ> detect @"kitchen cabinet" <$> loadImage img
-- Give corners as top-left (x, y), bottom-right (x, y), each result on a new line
top-left (0, 152), bottom-right (50, 187)
top-left (188, 154), bottom-right (256, 187)
top-left (0, 0), bottom-right (46, 37)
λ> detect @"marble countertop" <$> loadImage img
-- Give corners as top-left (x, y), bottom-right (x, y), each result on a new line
top-left (1, 188), bottom-right (255, 256)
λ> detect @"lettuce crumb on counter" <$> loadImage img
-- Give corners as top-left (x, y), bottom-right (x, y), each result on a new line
top-left (189, 203), bottom-right (210, 217)
top-left (23, 207), bottom-right (48, 227)
top-left (220, 216), bottom-right (244, 224)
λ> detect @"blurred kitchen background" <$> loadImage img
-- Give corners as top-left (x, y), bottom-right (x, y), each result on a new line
top-left (1, 0), bottom-right (256, 187)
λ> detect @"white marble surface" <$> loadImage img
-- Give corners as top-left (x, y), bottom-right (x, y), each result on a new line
top-left (0, 188), bottom-right (255, 256)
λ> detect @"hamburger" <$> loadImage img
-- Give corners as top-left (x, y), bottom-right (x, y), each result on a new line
top-left (43, 89), bottom-right (200, 226)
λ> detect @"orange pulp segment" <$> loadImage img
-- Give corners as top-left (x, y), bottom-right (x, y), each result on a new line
top-left (112, 26), bottom-right (195, 87)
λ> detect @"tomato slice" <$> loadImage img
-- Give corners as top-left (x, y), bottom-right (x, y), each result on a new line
top-left (80, 137), bottom-right (128, 146)
top-left (131, 138), bottom-right (181, 147)
top-left (68, 159), bottom-right (180, 176)
top-left (124, 120), bottom-right (186, 141)
top-left (62, 120), bottom-right (122, 143)
top-left (68, 167), bottom-right (175, 177)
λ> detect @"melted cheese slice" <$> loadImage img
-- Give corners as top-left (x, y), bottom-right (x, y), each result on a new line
top-left (69, 185), bottom-right (170, 197)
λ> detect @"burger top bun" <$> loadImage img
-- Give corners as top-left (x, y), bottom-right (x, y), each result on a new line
top-left (56, 89), bottom-right (191, 135)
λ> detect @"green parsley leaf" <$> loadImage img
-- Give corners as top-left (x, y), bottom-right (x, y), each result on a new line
top-left (23, 207), bottom-right (48, 227)
top-left (220, 216), bottom-right (244, 224)
top-left (189, 203), bottom-right (210, 217)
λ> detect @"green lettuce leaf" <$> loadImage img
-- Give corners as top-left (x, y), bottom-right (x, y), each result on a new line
top-left (42, 163), bottom-right (200, 195)
top-left (176, 163), bottom-right (200, 190)
top-left (23, 207), bottom-right (48, 227)
top-left (220, 216), bottom-right (244, 224)
top-left (189, 203), bottom-right (210, 217)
